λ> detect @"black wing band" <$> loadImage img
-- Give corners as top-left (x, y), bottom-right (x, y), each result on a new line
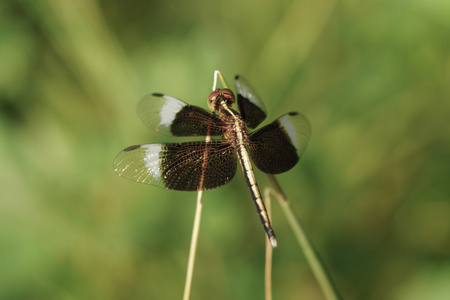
top-left (113, 141), bottom-right (237, 191)
top-left (235, 76), bottom-right (267, 129)
top-left (248, 112), bottom-right (311, 174)
top-left (138, 93), bottom-right (226, 136)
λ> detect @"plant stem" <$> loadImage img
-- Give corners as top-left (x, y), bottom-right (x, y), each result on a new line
top-left (182, 191), bottom-right (203, 300)
top-left (183, 70), bottom-right (229, 300)
top-left (264, 188), bottom-right (274, 300)
top-left (267, 175), bottom-right (343, 300)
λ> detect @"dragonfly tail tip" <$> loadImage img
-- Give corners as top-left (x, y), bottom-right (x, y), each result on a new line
top-left (270, 236), bottom-right (278, 248)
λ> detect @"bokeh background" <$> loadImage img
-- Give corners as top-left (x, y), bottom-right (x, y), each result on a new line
top-left (1, 0), bottom-right (449, 299)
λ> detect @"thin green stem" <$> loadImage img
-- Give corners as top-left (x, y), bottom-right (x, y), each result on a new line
top-left (267, 175), bottom-right (343, 300)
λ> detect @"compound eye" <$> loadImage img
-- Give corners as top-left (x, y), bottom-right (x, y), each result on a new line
top-left (221, 88), bottom-right (235, 107)
top-left (208, 90), bottom-right (220, 111)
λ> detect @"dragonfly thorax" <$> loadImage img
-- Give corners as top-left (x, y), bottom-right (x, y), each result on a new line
top-left (221, 109), bottom-right (249, 147)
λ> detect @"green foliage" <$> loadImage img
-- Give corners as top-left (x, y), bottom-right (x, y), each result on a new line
top-left (1, 0), bottom-right (449, 299)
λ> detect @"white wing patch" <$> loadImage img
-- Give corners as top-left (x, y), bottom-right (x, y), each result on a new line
top-left (159, 95), bottom-right (186, 129)
top-left (142, 144), bottom-right (162, 180)
top-left (279, 114), bottom-right (298, 149)
top-left (235, 80), bottom-right (260, 107)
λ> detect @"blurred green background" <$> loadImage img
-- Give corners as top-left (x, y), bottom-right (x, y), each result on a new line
top-left (1, 0), bottom-right (449, 299)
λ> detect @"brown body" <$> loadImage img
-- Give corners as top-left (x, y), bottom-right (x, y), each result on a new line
top-left (209, 89), bottom-right (277, 247)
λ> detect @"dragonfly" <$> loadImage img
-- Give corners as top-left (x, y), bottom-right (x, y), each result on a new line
top-left (113, 75), bottom-right (311, 247)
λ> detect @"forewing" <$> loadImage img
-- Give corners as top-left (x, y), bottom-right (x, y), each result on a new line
top-left (248, 112), bottom-right (311, 174)
top-left (113, 141), bottom-right (237, 191)
top-left (137, 93), bottom-right (226, 136)
top-left (234, 76), bottom-right (267, 129)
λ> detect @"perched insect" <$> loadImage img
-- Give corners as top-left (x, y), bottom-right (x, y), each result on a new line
top-left (113, 75), bottom-right (311, 247)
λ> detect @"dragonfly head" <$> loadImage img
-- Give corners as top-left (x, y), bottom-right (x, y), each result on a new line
top-left (208, 88), bottom-right (235, 112)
